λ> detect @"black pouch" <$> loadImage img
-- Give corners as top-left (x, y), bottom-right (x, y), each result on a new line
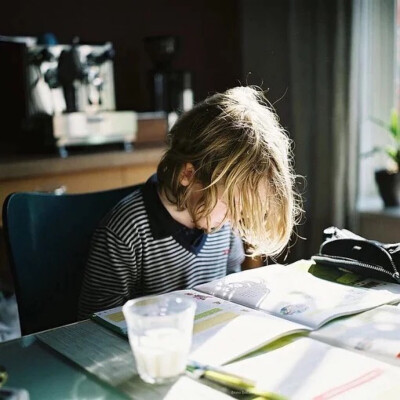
top-left (311, 226), bottom-right (400, 284)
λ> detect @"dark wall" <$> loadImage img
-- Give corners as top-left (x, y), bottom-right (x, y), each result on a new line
top-left (240, 0), bottom-right (291, 132)
top-left (1, 0), bottom-right (242, 111)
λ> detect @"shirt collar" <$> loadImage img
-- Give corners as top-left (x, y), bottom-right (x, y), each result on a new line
top-left (142, 174), bottom-right (187, 239)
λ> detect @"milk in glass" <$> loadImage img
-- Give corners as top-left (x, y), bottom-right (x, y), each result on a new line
top-left (131, 327), bottom-right (191, 381)
top-left (123, 294), bottom-right (196, 384)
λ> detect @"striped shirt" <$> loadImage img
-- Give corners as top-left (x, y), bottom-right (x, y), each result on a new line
top-left (78, 175), bottom-right (245, 318)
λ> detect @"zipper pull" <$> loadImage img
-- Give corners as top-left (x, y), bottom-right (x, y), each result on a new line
top-left (387, 244), bottom-right (400, 253)
top-left (393, 272), bottom-right (400, 283)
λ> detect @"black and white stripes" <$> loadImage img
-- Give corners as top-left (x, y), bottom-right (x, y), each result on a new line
top-left (78, 186), bottom-right (244, 319)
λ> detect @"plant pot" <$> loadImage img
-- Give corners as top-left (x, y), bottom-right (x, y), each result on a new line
top-left (374, 169), bottom-right (400, 207)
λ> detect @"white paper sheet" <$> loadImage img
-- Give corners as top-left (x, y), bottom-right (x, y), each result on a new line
top-left (163, 376), bottom-right (235, 400)
top-left (222, 337), bottom-right (400, 400)
top-left (310, 304), bottom-right (400, 365)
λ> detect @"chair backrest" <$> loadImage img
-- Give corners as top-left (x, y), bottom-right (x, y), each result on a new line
top-left (2, 184), bottom-right (141, 335)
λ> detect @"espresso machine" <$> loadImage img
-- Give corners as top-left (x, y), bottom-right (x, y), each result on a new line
top-left (0, 36), bottom-right (136, 157)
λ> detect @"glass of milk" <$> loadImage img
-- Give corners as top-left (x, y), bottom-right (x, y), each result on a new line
top-left (122, 294), bottom-right (196, 384)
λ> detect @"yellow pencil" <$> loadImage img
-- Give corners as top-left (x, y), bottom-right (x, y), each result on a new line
top-left (187, 362), bottom-right (287, 400)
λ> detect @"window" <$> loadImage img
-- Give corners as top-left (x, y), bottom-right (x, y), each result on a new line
top-left (356, 0), bottom-right (397, 209)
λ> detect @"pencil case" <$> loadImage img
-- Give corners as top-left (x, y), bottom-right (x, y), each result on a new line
top-left (311, 226), bottom-right (400, 284)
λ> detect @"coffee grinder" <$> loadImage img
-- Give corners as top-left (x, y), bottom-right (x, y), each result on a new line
top-left (144, 36), bottom-right (194, 114)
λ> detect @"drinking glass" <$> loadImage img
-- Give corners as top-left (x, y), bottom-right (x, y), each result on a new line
top-left (122, 294), bottom-right (196, 384)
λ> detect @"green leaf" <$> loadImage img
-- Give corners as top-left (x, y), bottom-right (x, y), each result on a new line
top-left (389, 108), bottom-right (399, 140)
top-left (386, 145), bottom-right (398, 163)
top-left (368, 112), bottom-right (400, 169)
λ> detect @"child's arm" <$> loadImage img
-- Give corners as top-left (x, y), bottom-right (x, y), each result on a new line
top-left (78, 226), bottom-right (139, 319)
top-left (241, 242), bottom-right (265, 270)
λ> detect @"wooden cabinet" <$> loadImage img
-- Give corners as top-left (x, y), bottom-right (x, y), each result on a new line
top-left (0, 147), bottom-right (165, 224)
top-left (0, 164), bottom-right (155, 207)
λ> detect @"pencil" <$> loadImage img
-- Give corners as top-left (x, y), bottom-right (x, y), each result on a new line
top-left (187, 362), bottom-right (287, 400)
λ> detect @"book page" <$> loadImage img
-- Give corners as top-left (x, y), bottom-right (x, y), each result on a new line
top-left (222, 337), bottom-right (400, 400)
top-left (194, 264), bottom-right (400, 329)
top-left (93, 306), bottom-right (127, 335)
top-left (92, 290), bottom-right (309, 366)
top-left (310, 305), bottom-right (400, 366)
top-left (181, 290), bottom-right (308, 365)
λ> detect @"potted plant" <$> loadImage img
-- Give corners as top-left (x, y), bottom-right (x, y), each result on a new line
top-left (370, 109), bottom-right (400, 207)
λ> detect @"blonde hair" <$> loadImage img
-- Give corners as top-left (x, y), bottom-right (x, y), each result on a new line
top-left (157, 86), bottom-right (302, 257)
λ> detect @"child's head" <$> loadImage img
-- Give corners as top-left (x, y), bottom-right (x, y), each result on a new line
top-left (157, 86), bottom-right (302, 257)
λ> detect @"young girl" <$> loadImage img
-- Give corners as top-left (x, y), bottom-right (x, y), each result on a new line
top-left (78, 86), bottom-right (302, 318)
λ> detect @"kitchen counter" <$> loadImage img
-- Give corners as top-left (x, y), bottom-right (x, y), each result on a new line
top-left (0, 144), bottom-right (166, 217)
top-left (0, 145), bottom-right (166, 180)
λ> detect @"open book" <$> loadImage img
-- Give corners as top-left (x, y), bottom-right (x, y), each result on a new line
top-left (93, 289), bottom-right (307, 366)
top-left (193, 262), bottom-right (400, 330)
top-left (92, 260), bottom-right (400, 367)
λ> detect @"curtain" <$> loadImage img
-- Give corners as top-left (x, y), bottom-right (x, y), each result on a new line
top-left (288, 0), bottom-right (355, 259)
